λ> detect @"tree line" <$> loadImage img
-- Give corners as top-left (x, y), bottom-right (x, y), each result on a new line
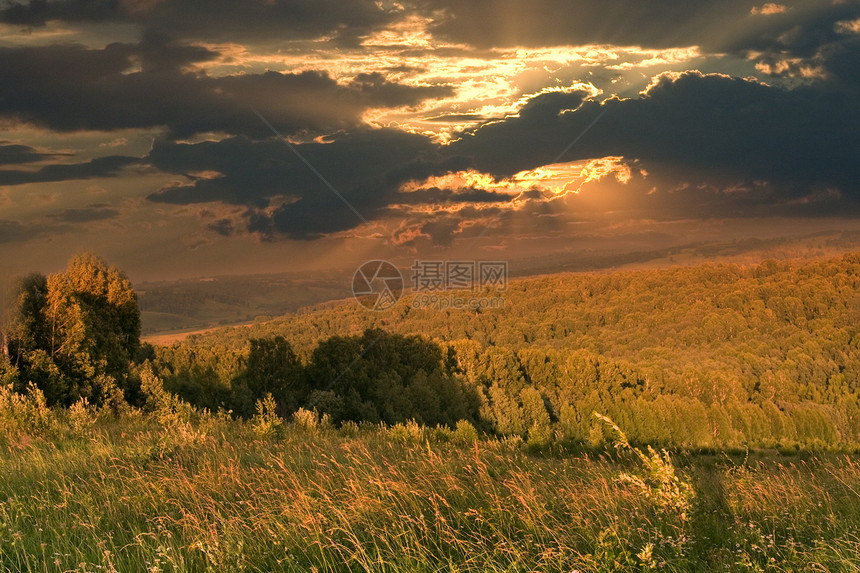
top-left (147, 253), bottom-right (860, 449)
top-left (4, 252), bottom-right (860, 449)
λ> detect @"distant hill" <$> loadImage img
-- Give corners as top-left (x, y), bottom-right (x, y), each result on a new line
top-left (139, 230), bottom-right (860, 339)
top-left (137, 271), bottom-right (352, 337)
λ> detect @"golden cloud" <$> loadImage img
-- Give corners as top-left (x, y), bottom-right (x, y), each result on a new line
top-left (750, 3), bottom-right (789, 15)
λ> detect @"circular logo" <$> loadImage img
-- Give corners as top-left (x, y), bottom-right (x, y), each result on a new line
top-left (352, 260), bottom-right (403, 311)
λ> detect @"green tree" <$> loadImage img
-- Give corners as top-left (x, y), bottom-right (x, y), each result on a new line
top-left (4, 252), bottom-right (141, 405)
top-left (244, 336), bottom-right (304, 414)
top-left (4, 273), bottom-right (51, 365)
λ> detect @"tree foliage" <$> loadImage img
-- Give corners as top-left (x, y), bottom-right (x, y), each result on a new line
top-left (3, 253), bottom-right (141, 405)
top-left (8, 250), bottom-right (860, 448)
top-left (152, 254), bottom-right (860, 448)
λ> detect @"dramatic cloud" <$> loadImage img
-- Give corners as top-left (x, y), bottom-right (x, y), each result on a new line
top-left (141, 59), bottom-right (860, 242)
top-left (0, 0), bottom-right (399, 46)
top-left (0, 143), bottom-right (60, 165)
top-left (0, 0), bottom-right (858, 279)
top-left (0, 155), bottom-right (139, 185)
top-left (418, 0), bottom-right (755, 50)
top-left (420, 0), bottom-right (860, 87)
top-left (0, 41), bottom-right (452, 138)
top-left (454, 70), bottom-right (859, 191)
top-left (146, 129), bottom-right (467, 239)
top-left (728, 1), bottom-right (860, 82)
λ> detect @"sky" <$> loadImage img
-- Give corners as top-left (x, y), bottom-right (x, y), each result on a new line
top-left (0, 0), bottom-right (859, 283)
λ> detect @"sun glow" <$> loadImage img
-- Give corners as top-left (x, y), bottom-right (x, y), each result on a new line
top-left (514, 157), bottom-right (633, 194)
top-left (398, 157), bottom-right (636, 214)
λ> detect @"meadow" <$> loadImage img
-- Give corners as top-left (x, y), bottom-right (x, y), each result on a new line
top-left (1, 387), bottom-right (859, 573)
top-left (5, 253), bottom-right (860, 571)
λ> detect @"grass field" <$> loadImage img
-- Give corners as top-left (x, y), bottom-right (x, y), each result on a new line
top-left (1, 394), bottom-right (859, 572)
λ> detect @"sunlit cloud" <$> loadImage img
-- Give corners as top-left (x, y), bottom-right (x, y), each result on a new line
top-left (398, 157), bottom-right (636, 217)
top-left (750, 3), bottom-right (790, 15)
top-left (753, 57), bottom-right (827, 79)
top-left (99, 138), bottom-right (129, 148)
top-left (181, 24), bottom-right (704, 141)
top-left (361, 15), bottom-right (437, 48)
top-left (834, 18), bottom-right (860, 34)
top-left (400, 170), bottom-right (510, 194)
top-left (511, 83), bottom-right (603, 113)
top-left (606, 46), bottom-right (702, 70)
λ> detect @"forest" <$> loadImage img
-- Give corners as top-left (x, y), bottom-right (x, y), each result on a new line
top-left (3, 255), bottom-right (860, 449)
top-left (139, 254), bottom-right (860, 450)
top-left (5, 252), bottom-right (860, 450)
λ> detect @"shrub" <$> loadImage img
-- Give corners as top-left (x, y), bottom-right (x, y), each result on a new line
top-left (339, 420), bottom-right (360, 438)
top-left (252, 394), bottom-right (284, 440)
top-left (0, 382), bottom-right (58, 442)
top-left (292, 406), bottom-right (331, 433)
top-left (67, 397), bottom-right (97, 437)
top-left (388, 419), bottom-right (425, 443)
top-left (453, 419), bottom-right (479, 444)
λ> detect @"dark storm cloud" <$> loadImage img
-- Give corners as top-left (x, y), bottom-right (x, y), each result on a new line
top-left (420, 0), bottom-right (860, 92)
top-left (0, 155), bottom-right (138, 185)
top-left (728, 3), bottom-right (860, 91)
top-left (0, 42), bottom-right (452, 138)
top-left (0, 0), bottom-right (398, 46)
top-left (6, 0), bottom-right (855, 80)
top-left (418, 0), bottom-right (759, 51)
top-left (726, 2), bottom-right (860, 58)
top-left (349, 72), bottom-right (452, 108)
top-left (418, 0), bottom-right (858, 56)
top-left (825, 36), bottom-right (860, 89)
top-left (453, 70), bottom-right (860, 193)
top-left (146, 129), bottom-right (468, 239)
top-left (3, 0), bottom-right (857, 244)
top-left (0, 143), bottom-right (62, 165)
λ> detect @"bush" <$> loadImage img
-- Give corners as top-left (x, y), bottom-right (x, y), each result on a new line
top-left (292, 406), bottom-right (331, 433)
top-left (453, 419), bottom-right (479, 444)
top-left (67, 397), bottom-right (97, 437)
top-left (388, 419), bottom-right (425, 443)
top-left (252, 394), bottom-right (284, 440)
top-left (339, 420), bottom-right (360, 438)
top-left (0, 382), bottom-right (58, 442)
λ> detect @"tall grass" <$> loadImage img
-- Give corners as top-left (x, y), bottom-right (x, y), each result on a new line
top-left (1, 395), bottom-right (859, 571)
